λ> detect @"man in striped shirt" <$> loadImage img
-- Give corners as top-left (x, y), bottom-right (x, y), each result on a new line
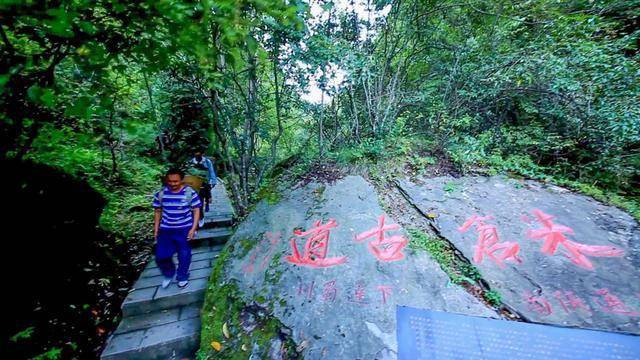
top-left (153, 168), bottom-right (202, 288)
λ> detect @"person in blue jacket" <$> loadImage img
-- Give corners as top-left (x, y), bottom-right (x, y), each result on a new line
top-left (190, 150), bottom-right (217, 218)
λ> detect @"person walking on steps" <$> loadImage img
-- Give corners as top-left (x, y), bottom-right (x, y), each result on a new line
top-left (189, 150), bottom-right (217, 227)
top-left (153, 168), bottom-right (202, 289)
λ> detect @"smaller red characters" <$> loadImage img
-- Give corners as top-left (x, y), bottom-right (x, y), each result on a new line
top-left (523, 291), bottom-right (553, 316)
top-left (593, 289), bottom-right (639, 316)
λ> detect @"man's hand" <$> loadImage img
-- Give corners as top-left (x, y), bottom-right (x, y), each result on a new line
top-left (188, 228), bottom-right (196, 241)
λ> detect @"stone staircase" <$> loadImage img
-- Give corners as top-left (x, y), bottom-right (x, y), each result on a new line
top-left (101, 180), bottom-right (235, 360)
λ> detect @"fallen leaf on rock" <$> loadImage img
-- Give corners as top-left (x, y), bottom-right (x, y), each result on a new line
top-left (211, 341), bottom-right (222, 351)
top-left (222, 322), bottom-right (230, 339)
top-left (426, 213), bottom-right (437, 219)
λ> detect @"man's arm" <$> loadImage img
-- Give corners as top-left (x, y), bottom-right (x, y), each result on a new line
top-left (154, 208), bottom-right (162, 240)
top-left (188, 207), bottom-right (200, 240)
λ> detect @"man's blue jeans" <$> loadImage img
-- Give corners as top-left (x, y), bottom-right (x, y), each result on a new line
top-left (156, 227), bottom-right (191, 282)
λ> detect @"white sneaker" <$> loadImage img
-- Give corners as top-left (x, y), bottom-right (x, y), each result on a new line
top-left (178, 280), bottom-right (189, 288)
top-left (198, 219), bottom-right (205, 228)
top-left (161, 277), bottom-right (172, 289)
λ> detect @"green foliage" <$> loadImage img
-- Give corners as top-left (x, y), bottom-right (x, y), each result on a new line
top-left (319, 0), bottom-right (640, 212)
top-left (443, 182), bottom-right (457, 193)
top-left (407, 156), bottom-right (437, 173)
top-left (33, 348), bottom-right (63, 360)
top-left (444, 133), bottom-right (640, 219)
top-left (333, 138), bottom-right (387, 164)
top-left (484, 290), bottom-right (503, 307)
top-left (253, 177), bottom-right (282, 205)
top-left (26, 124), bottom-right (163, 242)
top-left (407, 228), bottom-right (481, 285)
top-left (2, 0), bottom-right (639, 355)
top-left (10, 327), bottom-right (34, 342)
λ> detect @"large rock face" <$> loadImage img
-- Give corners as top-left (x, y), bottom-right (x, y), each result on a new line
top-left (221, 176), bottom-right (494, 359)
top-left (397, 175), bottom-right (640, 334)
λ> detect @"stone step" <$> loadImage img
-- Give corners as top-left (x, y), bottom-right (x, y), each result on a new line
top-left (102, 179), bottom-right (235, 360)
top-left (134, 267), bottom-right (213, 290)
top-left (101, 308), bottom-right (201, 360)
top-left (193, 227), bottom-right (232, 245)
top-left (122, 247), bottom-right (219, 316)
top-left (122, 277), bottom-right (209, 317)
top-left (201, 213), bottom-right (234, 228)
top-left (140, 258), bottom-right (212, 278)
top-left (140, 245), bottom-right (222, 274)
top-left (143, 247), bottom-right (222, 271)
top-left (114, 303), bottom-right (201, 335)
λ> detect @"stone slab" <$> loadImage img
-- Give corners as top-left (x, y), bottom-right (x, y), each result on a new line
top-left (140, 317), bottom-right (201, 348)
top-left (191, 246), bottom-right (214, 254)
top-left (123, 278), bottom-right (209, 317)
top-left (114, 309), bottom-right (180, 335)
top-left (194, 227), bottom-right (233, 242)
top-left (155, 278), bottom-right (209, 300)
top-left (397, 175), bottom-right (640, 334)
top-left (134, 267), bottom-right (211, 290)
top-left (101, 330), bottom-right (145, 359)
top-left (141, 259), bottom-right (211, 277)
top-left (123, 287), bottom-right (156, 305)
top-left (137, 318), bottom-right (201, 360)
top-left (180, 303), bottom-right (202, 320)
top-left (191, 250), bottom-right (220, 262)
top-left (102, 318), bottom-right (201, 360)
top-left (221, 175), bottom-right (494, 359)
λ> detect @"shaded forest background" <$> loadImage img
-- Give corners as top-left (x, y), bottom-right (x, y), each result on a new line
top-left (1, 0), bottom-right (638, 358)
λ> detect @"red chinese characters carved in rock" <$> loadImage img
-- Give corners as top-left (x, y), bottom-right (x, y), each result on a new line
top-left (458, 215), bottom-right (522, 268)
top-left (527, 210), bottom-right (624, 270)
top-left (355, 215), bottom-right (409, 262)
top-left (242, 232), bottom-right (281, 274)
top-left (553, 290), bottom-right (591, 314)
top-left (593, 289), bottom-right (639, 316)
top-left (523, 291), bottom-right (553, 316)
top-left (377, 285), bottom-right (393, 305)
top-left (286, 219), bottom-right (347, 268)
top-left (297, 281), bottom-right (316, 301)
top-left (349, 280), bottom-right (369, 305)
top-left (322, 280), bottom-right (338, 302)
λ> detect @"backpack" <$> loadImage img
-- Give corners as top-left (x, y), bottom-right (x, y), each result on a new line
top-left (157, 186), bottom-right (195, 207)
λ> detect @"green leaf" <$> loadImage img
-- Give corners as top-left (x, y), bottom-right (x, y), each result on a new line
top-left (10, 326), bottom-right (35, 342)
top-left (44, 8), bottom-right (75, 38)
top-left (26, 86), bottom-right (55, 107)
top-left (65, 96), bottom-right (93, 119)
top-left (246, 35), bottom-right (258, 55)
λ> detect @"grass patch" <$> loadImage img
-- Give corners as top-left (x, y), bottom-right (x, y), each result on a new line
top-left (407, 228), bottom-right (481, 285)
top-left (443, 181), bottom-right (457, 193)
top-left (237, 237), bottom-right (259, 258)
top-left (254, 178), bottom-right (282, 205)
top-left (483, 290), bottom-right (502, 307)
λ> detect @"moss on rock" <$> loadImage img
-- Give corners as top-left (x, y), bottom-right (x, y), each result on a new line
top-left (198, 243), bottom-right (300, 359)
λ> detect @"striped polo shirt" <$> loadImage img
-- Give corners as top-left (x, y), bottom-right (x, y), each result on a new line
top-left (152, 186), bottom-right (202, 229)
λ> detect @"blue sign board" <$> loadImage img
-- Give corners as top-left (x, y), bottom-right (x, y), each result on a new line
top-left (397, 305), bottom-right (640, 360)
